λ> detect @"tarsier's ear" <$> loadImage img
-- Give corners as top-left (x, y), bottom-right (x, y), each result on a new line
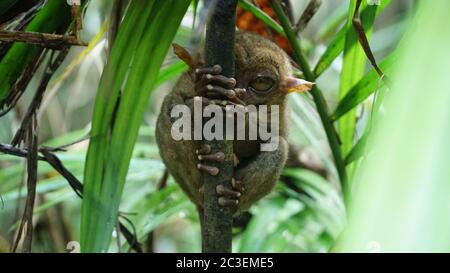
top-left (281, 77), bottom-right (314, 93)
top-left (172, 43), bottom-right (203, 70)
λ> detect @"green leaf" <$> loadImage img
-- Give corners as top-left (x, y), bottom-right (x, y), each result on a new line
top-left (238, 169), bottom-right (345, 252)
top-left (313, 0), bottom-right (391, 78)
top-left (344, 132), bottom-right (368, 165)
top-left (155, 60), bottom-right (188, 88)
top-left (331, 52), bottom-right (398, 121)
top-left (0, 0), bottom-right (75, 103)
top-left (315, 3), bottom-right (347, 41)
top-left (0, 0), bottom-right (18, 17)
top-left (338, 0), bottom-right (450, 251)
top-left (81, 0), bottom-right (190, 253)
top-left (338, 0), bottom-right (378, 160)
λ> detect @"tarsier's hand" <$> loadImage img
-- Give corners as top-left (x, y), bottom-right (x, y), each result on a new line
top-left (194, 64), bottom-right (246, 106)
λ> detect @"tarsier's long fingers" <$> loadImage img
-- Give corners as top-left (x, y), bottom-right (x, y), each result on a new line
top-left (194, 64), bottom-right (247, 105)
top-left (204, 98), bottom-right (240, 108)
top-left (201, 85), bottom-right (236, 100)
top-left (195, 74), bottom-right (236, 90)
top-left (200, 85), bottom-right (247, 105)
top-left (203, 96), bottom-right (247, 110)
top-left (195, 65), bottom-right (222, 76)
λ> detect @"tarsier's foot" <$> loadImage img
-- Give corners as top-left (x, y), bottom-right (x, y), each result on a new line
top-left (217, 178), bottom-right (245, 207)
top-left (196, 144), bottom-right (244, 207)
top-left (195, 64), bottom-right (246, 105)
top-left (196, 144), bottom-right (240, 175)
top-left (196, 144), bottom-right (222, 176)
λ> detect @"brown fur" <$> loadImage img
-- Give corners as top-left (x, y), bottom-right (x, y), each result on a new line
top-left (156, 32), bottom-right (293, 211)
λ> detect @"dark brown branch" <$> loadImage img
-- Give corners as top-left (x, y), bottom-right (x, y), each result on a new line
top-left (294, 0), bottom-right (322, 34)
top-left (202, 0), bottom-right (237, 253)
top-left (0, 143), bottom-right (44, 160)
top-left (40, 149), bottom-right (83, 198)
top-left (118, 215), bottom-right (142, 253)
top-left (0, 30), bottom-right (86, 49)
top-left (11, 113), bottom-right (38, 253)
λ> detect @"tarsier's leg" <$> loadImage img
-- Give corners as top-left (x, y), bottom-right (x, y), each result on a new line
top-left (196, 144), bottom-right (245, 207)
top-left (234, 138), bottom-right (288, 210)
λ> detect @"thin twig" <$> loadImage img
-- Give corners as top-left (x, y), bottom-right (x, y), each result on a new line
top-left (352, 0), bottom-right (390, 84)
top-left (11, 115), bottom-right (38, 253)
top-left (12, 48), bottom-right (70, 146)
top-left (0, 49), bottom-right (46, 116)
top-left (294, 0), bottom-right (322, 34)
top-left (0, 143), bottom-right (44, 160)
top-left (0, 30), bottom-right (87, 49)
top-left (118, 215), bottom-right (143, 253)
top-left (40, 149), bottom-right (83, 198)
top-left (0, 143), bottom-right (142, 252)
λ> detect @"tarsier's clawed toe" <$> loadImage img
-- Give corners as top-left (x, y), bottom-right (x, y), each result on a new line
top-left (216, 178), bottom-right (245, 208)
top-left (197, 164), bottom-right (219, 176)
top-left (232, 178), bottom-right (245, 193)
top-left (217, 185), bottom-right (240, 207)
top-left (195, 64), bottom-right (222, 76)
top-left (198, 151), bottom-right (225, 162)
top-left (196, 144), bottom-right (224, 176)
top-left (194, 64), bottom-right (246, 105)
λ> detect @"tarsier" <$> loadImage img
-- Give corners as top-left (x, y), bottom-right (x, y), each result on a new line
top-left (156, 32), bottom-right (313, 212)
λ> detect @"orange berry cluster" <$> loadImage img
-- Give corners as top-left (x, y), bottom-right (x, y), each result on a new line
top-left (236, 0), bottom-right (292, 56)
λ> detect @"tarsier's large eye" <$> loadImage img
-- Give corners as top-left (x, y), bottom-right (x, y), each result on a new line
top-left (249, 76), bottom-right (275, 92)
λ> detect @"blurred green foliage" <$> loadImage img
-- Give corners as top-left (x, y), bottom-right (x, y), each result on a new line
top-left (339, 0), bottom-right (450, 252)
top-left (0, 0), bottom-right (419, 253)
